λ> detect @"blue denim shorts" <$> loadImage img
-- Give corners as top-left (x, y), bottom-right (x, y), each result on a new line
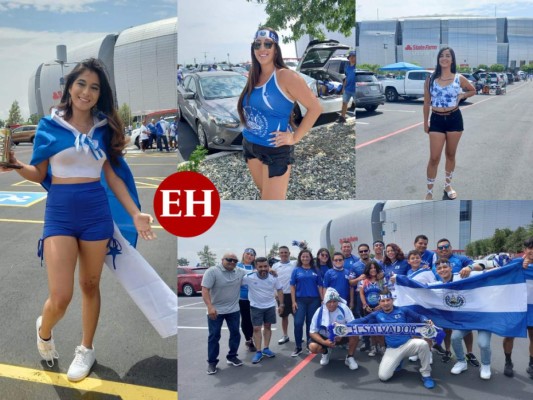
top-left (343, 91), bottom-right (355, 103)
top-left (43, 181), bottom-right (114, 241)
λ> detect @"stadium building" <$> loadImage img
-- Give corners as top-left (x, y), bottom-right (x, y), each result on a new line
top-left (320, 201), bottom-right (533, 253)
top-left (28, 18), bottom-right (177, 118)
top-left (355, 17), bottom-right (533, 70)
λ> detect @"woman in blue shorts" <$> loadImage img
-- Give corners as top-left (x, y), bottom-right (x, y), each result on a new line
top-left (423, 47), bottom-right (476, 200)
top-left (237, 27), bottom-right (322, 200)
top-left (3, 58), bottom-right (154, 382)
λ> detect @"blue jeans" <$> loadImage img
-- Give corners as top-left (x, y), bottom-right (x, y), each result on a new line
top-left (207, 311), bottom-right (241, 365)
top-left (452, 329), bottom-right (492, 365)
top-left (294, 297), bottom-right (321, 347)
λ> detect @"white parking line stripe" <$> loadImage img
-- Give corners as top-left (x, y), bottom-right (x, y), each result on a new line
top-left (178, 301), bottom-right (205, 308)
top-left (178, 326), bottom-right (277, 330)
top-left (378, 109), bottom-right (416, 113)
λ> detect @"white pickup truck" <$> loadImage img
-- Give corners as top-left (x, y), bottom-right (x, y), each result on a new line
top-left (381, 70), bottom-right (432, 102)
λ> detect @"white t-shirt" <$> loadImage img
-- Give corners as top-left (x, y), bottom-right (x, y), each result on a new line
top-left (310, 305), bottom-right (354, 336)
top-left (140, 124), bottom-right (149, 141)
top-left (272, 260), bottom-right (296, 293)
top-left (242, 272), bottom-right (282, 309)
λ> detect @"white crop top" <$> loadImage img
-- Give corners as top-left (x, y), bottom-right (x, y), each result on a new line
top-left (49, 110), bottom-right (108, 178)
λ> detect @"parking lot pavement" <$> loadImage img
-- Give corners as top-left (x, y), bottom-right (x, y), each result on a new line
top-left (355, 81), bottom-right (533, 200)
top-left (178, 296), bottom-right (533, 400)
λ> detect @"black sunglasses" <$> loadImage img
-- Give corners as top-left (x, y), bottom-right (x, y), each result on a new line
top-left (437, 244), bottom-right (451, 250)
top-left (252, 41), bottom-right (274, 50)
top-left (359, 249), bottom-right (369, 253)
top-left (333, 258), bottom-right (344, 262)
top-left (224, 258), bottom-right (238, 263)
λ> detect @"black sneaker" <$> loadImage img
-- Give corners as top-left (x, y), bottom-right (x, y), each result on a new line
top-left (466, 353), bottom-right (480, 367)
top-left (504, 361), bottom-right (514, 377)
top-left (226, 356), bottom-right (243, 366)
top-left (245, 340), bottom-right (257, 353)
top-left (291, 347), bottom-right (303, 357)
top-left (359, 344), bottom-right (371, 352)
top-left (207, 362), bottom-right (217, 375)
top-left (441, 351), bottom-right (452, 363)
top-left (527, 365), bottom-right (533, 379)
top-left (432, 343), bottom-right (446, 356)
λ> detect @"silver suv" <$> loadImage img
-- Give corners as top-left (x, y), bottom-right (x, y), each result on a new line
top-left (355, 70), bottom-right (385, 112)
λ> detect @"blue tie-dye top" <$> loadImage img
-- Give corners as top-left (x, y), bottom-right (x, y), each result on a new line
top-left (430, 74), bottom-right (461, 108)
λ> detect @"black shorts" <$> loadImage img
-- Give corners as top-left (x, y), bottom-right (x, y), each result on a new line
top-left (277, 293), bottom-right (293, 317)
top-left (429, 108), bottom-right (464, 133)
top-left (310, 333), bottom-right (349, 348)
top-left (243, 138), bottom-right (294, 178)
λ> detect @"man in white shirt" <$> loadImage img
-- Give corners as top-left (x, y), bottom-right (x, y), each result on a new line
top-left (272, 246), bottom-right (296, 344)
top-left (242, 257), bottom-right (283, 364)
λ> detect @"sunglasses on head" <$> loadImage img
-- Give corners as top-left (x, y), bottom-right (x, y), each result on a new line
top-left (437, 244), bottom-right (451, 250)
top-left (253, 41), bottom-right (274, 50)
top-left (224, 258), bottom-right (238, 263)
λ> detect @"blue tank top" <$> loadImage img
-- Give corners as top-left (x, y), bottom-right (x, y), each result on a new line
top-left (430, 74), bottom-right (461, 108)
top-left (241, 70), bottom-right (294, 147)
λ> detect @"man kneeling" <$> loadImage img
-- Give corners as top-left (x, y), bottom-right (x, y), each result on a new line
top-left (309, 288), bottom-right (359, 370)
top-left (348, 290), bottom-right (436, 389)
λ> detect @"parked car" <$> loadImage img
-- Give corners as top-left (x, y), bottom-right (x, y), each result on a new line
top-left (381, 70), bottom-right (432, 102)
top-left (11, 125), bottom-right (37, 144)
top-left (177, 71), bottom-right (246, 150)
top-left (506, 72), bottom-right (514, 84)
top-left (473, 253), bottom-right (510, 270)
top-left (460, 73), bottom-right (477, 85)
top-left (177, 267), bottom-right (208, 296)
top-left (355, 70), bottom-right (385, 112)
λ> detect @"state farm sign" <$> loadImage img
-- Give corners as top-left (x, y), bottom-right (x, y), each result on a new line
top-left (405, 44), bottom-right (438, 51)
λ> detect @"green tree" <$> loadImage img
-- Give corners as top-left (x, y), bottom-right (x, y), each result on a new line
top-left (489, 64), bottom-right (505, 72)
top-left (197, 245), bottom-right (217, 267)
top-left (118, 103), bottom-right (132, 128)
top-left (267, 242), bottom-right (280, 259)
top-left (248, 0), bottom-right (355, 42)
top-left (522, 63), bottom-right (533, 74)
top-left (358, 63), bottom-right (381, 73)
top-left (477, 64), bottom-right (489, 71)
top-left (6, 101), bottom-right (23, 127)
top-left (492, 228), bottom-right (512, 252)
top-left (456, 66), bottom-right (472, 73)
top-left (177, 257), bottom-right (190, 266)
top-left (0, 119), bottom-right (4, 128)
top-left (27, 113), bottom-right (41, 125)
top-left (505, 227), bottom-right (528, 253)
top-left (465, 242), bottom-right (475, 258)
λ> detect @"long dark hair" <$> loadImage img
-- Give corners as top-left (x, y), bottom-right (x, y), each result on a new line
top-left (429, 47), bottom-right (457, 93)
top-left (58, 58), bottom-right (126, 165)
top-left (316, 248), bottom-right (333, 268)
top-left (297, 249), bottom-right (316, 270)
top-left (384, 243), bottom-right (405, 265)
top-left (237, 27), bottom-right (288, 126)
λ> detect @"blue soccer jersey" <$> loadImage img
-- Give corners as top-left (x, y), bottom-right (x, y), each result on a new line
top-left (323, 268), bottom-right (351, 302)
top-left (290, 267), bottom-right (322, 298)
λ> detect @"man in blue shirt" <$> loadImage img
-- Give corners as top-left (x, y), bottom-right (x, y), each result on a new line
top-left (414, 234), bottom-right (436, 267)
top-left (155, 117), bottom-right (170, 152)
top-left (431, 238), bottom-right (473, 279)
top-left (349, 291), bottom-right (436, 389)
top-left (341, 241), bottom-right (360, 271)
top-left (146, 119), bottom-right (158, 150)
top-left (337, 50), bottom-right (356, 123)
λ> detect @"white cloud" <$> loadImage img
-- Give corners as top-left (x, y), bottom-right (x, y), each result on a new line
top-left (0, 0), bottom-right (104, 13)
top-left (0, 27), bottom-right (106, 119)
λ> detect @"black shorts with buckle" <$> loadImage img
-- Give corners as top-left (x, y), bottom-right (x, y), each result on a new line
top-left (429, 107), bottom-right (464, 133)
top-left (243, 138), bottom-right (295, 178)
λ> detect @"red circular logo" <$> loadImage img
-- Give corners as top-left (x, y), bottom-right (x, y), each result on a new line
top-left (153, 172), bottom-right (220, 237)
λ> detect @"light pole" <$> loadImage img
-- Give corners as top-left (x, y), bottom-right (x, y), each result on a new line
top-left (264, 236), bottom-right (267, 258)
top-left (227, 53), bottom-right (230, 65)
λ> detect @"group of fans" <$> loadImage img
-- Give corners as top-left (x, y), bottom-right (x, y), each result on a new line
top-left (138, 116), bottom-right (178, 152)
top-left (200, 236), bottom-right (533, 390)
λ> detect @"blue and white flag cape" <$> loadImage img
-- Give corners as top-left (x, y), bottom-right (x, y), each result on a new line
top-left (395, 261), bottom-right (528, 338)
top-left (523, 262), bottom-right (533, 327)
top-left (31, 114), bottom-right (177, 338)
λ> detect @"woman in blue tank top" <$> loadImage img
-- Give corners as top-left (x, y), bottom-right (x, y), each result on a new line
top-left (237, 27), bottom-right (322, 200)
top-left (423, 47), bottom-right (476, 200)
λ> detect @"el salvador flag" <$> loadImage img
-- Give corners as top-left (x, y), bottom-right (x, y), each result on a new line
top-left (395, 261), bottom-right (528, 338)
top-left (524, 263), bottom-right (533, 327)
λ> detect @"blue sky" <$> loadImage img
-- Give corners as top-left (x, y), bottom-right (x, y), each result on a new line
top-left (177, 201), bottom-right (378, 267)
top-left (357, 0), bottom-right (533, 20)
top-left (0, 0), bottom-right (176, 120)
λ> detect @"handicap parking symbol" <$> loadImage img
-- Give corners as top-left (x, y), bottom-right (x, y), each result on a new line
top-left (0, 192), bottom-right (47, 207)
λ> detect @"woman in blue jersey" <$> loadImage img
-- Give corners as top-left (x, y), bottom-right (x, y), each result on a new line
top-left (359, 260), bottom-right (386, 356)
top-left (290, 249), bottom-right (323, 356)
top-left (316, 248), bottom-right (333, 279)
top-left (423, 47), bottom-right (476, 200)
top-left (236, 248), bottom-right (257, 352)
top-left (382, 243), bottom-right (409, 296)
top-left (237, 27), bottom-right (322, 200)
top-left (2, 59), bottom-right (155, 382)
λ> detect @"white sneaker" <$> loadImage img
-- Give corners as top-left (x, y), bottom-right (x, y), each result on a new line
top-left (451, 360), bottom-right (468, 375)
top-left (320, 351), bottom-right (330, 366)
top-left (368, 346), bottom-right (377, 357)
top-left (409, 355), bottom-right (418, 362)
top-left (480, 364), bottom-right (491, 380)
top-left (345, 356), bottom-right (359, 370)
top-left (36, 316), bottom-right (59, 367)
top-left (67, 345), bottom-right (96, 382)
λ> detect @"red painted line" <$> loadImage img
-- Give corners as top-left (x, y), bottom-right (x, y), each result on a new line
top-left (258, 353), bottom-right (316, 400)
top-left (355, 82), bottom-right (529, 150)
top-left (356, 122), bottom-right (422, 149)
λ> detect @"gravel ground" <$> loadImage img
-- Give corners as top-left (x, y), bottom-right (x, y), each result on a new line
top-left (198, 120), bottom-right (355, 200)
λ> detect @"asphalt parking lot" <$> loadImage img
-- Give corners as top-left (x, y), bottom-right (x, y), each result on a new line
top-left (355, 81), bottom-right (533, 199)
top-left (178, 295), bottom-right (533, 400)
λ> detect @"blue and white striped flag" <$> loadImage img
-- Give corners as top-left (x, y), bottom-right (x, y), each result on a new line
top-left (395, 262), bottom-right (528, 338)
top-left (524, 264), bottom-right (533, 327)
